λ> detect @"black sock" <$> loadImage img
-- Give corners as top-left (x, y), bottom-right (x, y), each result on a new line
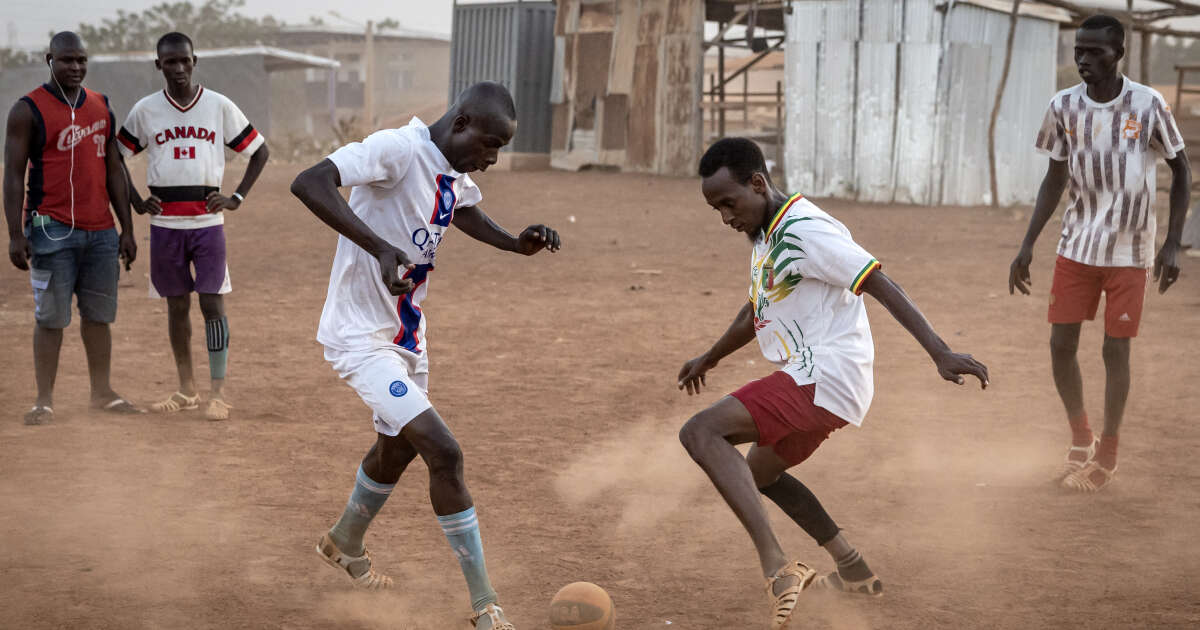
top-left (759, 473), bottom-right (840, 546)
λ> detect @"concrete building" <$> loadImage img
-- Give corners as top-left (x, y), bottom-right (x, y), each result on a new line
top-left (277, 25), bottom-right (451, 134)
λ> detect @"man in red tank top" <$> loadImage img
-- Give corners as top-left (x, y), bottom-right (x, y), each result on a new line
top-left (3, 32), bottom-right (141, 425)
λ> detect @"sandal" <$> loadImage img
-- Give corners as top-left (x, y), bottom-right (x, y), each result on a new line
top-left (24, 405), bottom-right (54, 425)
top-left (1056, 436), bottom-right (1099, 481)
top-left (765, 560), bottom-right (817, 629)
top-left (812, 570), bottom-right (883, 597)
top-left (469, 603), bottom-right (515, 630)
top-left (93, 396), bottom-right (144, 414)
top-left (205, 398), bottom-right (232, 421)
top-left (316, 533), bottom-right (393, 590)
top-left (1062, 461), bottom-right (1117, 493)
top-left (150, 392), bottom-right (199, 413)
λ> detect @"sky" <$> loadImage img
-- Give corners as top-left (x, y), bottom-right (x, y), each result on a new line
top-left (0, 0), bottom-right (479, 50)
top-left (2, 0), bottom-right (1196, 51)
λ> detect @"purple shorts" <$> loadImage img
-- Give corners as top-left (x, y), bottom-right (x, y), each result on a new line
top-left (150, 224), bottom-right (227, 296)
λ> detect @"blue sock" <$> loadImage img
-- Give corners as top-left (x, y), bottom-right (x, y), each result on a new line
top-left (205, 316), bottom-right (230, 380)
top-left (438, 507), bottom-right (497, 611)
top-left (329, 465), bottom-right (394, 556)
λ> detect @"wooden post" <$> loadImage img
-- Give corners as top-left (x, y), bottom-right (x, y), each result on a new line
top-left (1177, 66), bottom-right (1186, 113)
top-left (989, 0), bottom-right (1022, 208)
top-left (743, 70), bottom-right (749, 128)
top-left (718, 23), bottom-right (726, 137)
top-left (364, 20), bottom-right (375, 127)
top-left (776, 80), bottom-right (783, 176)
top-left (1140, 29), bottom-right (1151, 85)
top-left (1124, 0), bottom-right (1134, 76)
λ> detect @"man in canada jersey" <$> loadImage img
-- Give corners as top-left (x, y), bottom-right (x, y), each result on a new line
top-left (119, 32), bottom-right (270, 421)
top-left (4, 31), bottom-right (140, 425)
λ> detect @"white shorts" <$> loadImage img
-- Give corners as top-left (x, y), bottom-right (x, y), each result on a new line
top-left (325, 346), bottom-right (432, 436)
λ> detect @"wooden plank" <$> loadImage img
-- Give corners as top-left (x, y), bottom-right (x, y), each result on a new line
top-left (572, 32), bottom-right (614, 131)
top-left (578, 1), bottom-right (616, 32)
top-left (657, 34), bottom-right (702, 175)
top-left (608, 0), bottom-right (640, 94)
top-left (601, 94), bottom-right (629, 149)
top-left (628, 41), bottom-right (659, 169)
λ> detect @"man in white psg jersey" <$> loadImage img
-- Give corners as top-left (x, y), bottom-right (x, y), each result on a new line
top-left (1010, 14), bottom-right (1191, 493)
top-left (118, 32), bottom-right (270, 421)
top-left (291, 82), bottom-right (559, 629)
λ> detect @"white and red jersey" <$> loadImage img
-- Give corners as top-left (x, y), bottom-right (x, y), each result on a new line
top-left (1035, 78), bottom-right (1185, 268)
top-left (316, 117), bottom-right (482, 368)
top-left (117, 86), bottom-right (265, 229)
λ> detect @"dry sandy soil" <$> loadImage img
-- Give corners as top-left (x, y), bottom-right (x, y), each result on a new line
top-left (1, 166), bottom-right (1198, 629)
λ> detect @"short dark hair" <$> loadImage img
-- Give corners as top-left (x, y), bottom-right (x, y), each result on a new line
top-left (698, 137), bottom-right (767, 184)
top-left (1079, 14), bottom-right (1124, 45)
top-left (156, 32), bottom-right (194, 57)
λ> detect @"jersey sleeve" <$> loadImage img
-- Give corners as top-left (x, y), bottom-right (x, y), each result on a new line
top-left (221, 96), bottom-right (265, 154)
top-left (774, 216), bottom-right (880, 296)
top-left (117, 102), bottom-right (146, 157)
top-left (1149, 94), bottom-right (1185, 160)
top-left (327, 130), bottom-right (414, 189)
top-left (454, 174), bottom-right (483, 208)
top-left (1034, 98), bottom-right (1068, 161)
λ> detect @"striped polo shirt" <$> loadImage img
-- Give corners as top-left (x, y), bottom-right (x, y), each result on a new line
top-left (1035, 77), bottom-right (1185, 268)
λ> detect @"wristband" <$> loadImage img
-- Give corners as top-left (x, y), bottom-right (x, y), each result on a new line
top-left (231, 192), bottom-right (245, 203)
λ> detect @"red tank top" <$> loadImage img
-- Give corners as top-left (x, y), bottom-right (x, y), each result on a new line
top-left (22, 85), bottom-right (115, 231)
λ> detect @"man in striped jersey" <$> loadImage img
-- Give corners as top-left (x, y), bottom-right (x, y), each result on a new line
top-left (119, 32), bottom-right (270, 421)
top-left (1010, 14), bottom-right (1191, 493)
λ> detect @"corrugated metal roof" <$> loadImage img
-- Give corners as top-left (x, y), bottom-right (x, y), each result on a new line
top-left (90, 46), bottom-right (340, 70)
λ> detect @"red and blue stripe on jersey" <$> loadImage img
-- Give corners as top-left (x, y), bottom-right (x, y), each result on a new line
top-left (393, 263), bottom-right (432, 353)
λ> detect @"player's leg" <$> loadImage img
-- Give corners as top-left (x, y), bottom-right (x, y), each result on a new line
top-left (749, 447), bottom-right (881, 596)
top-left (149, 225), bottom-right (200, 411)
top-left (25, 222), bottom-right (77, 423)
top-left (1064, 267), bottom-right (1146, 491)
top-left (400, 408), bottom-right (509, 625)
top-left (1048, 257), bottom-right (1103, 476)
top-left (76, 227), bottom-right (129, 408)
top-left (679, 396), bottom-right (791, 580)
top-left (191, 225), bottom-right (231, 419)
top-left (197, 293), bottom-right (227, 397)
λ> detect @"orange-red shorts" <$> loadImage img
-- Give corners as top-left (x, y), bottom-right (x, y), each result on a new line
top-left (731, 371), bottom-right (848, 467)
top-left (1048, 255), bottom-right (1148, 338)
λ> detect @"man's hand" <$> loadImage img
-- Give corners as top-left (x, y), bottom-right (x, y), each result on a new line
top-left (933, 350), bottom-right (989, 389)
top-left (9, 234), bottom-right (30, 270)
top-left (206, 191), bottom-right (241, 213)
top-left (375, 246), bottom-right (416, 296)
top-left (136, 195), bottom-right (163, 215)
top-left (1009, 247), bottom-right (1033, 295)
top-left (678, 353), bottom-right (719, 396)
top-left (1153, 239), bottom-right (1181, 294)
top-left (118, 231), bottom-right (137, 271)
top-left (514, 224), bottom-right (561, 255)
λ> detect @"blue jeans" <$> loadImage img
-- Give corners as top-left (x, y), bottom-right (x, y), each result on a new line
top-left (27, 215), bottom-right (119, 329)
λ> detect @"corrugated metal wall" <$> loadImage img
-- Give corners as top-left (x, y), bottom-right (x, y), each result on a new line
top-left (784, 0), bottom-right (1058, 206)
top-left (450, 1), bottom-right (556, 153)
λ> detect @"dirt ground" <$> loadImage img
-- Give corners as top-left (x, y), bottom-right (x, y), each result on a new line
top-left (2, 165), bottom-right (1199, 630)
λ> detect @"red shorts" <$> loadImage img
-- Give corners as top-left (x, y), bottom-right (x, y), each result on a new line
top-left (731, 371), bottom-right (848, 467)
top-left (1048, 255), bottom-right (1147, 338)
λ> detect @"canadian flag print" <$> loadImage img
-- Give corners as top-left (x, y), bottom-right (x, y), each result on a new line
top-left (174, 146), bottom-right (196, 160)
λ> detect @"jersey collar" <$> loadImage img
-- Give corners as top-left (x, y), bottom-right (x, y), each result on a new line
top-left (41, 83), bottom-right (86, 108)
top-left (163, 85), bottom-right (204, 113)
top-left (765, 193), bottom-right (804, 237)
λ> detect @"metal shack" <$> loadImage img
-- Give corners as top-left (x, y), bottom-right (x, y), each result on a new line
top-left (785, 0), bottom-right (1069, 206)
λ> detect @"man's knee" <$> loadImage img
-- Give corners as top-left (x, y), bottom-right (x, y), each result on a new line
top-left (1049, 326), bottom-right (1080, 357)
top-left (167, 296), bottom-right (191, 318)
top-left (198, 293), bottom-right (224, 318)
top-left (423, 437), bottom-right (464, 483)
top-left (679, 415), bottom-right (716, 459)
top-left (1102, 336), bottom-right (1130, 364)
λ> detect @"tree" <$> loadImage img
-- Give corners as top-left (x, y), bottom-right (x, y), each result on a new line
top-left (75, 0), bottom-right (285, 53)
top-left (0, 48), bottom-right (40, 70)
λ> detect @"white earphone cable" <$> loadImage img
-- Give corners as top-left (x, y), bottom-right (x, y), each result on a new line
top-left (42, 59), bottom-right (77, 242)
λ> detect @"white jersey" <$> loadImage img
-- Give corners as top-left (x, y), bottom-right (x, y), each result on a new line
top-left (750, 194), bottom-right (879, 426)
top-left (1034, 78), bottom-right (1185, 268)
top-left (317, 117), bottom-right (482, 364)
top-left (117, 86), bottom-right (265, 230)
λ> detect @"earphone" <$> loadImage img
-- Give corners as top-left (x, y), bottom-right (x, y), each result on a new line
top-left (43, 56), bottom-right (77, 242)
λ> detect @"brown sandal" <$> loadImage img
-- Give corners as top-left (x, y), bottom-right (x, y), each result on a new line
top-left (765, 560), bottom-right (817, 629)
